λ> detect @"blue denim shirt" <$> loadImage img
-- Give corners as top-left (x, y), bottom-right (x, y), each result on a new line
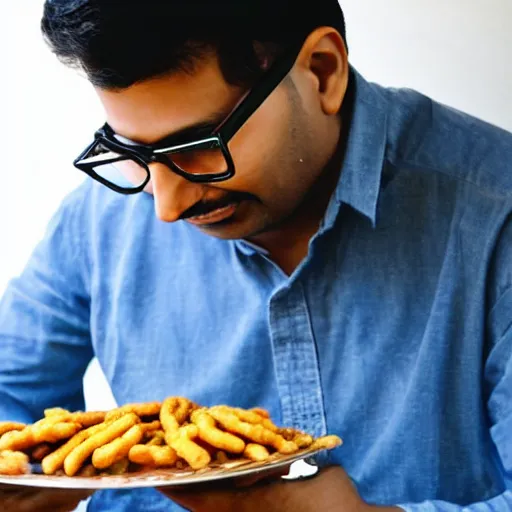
top-left (0, 68), bottom-right (511, 511)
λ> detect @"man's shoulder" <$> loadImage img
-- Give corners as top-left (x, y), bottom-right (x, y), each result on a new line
top-left (380, 83), bottom-right (512, 199)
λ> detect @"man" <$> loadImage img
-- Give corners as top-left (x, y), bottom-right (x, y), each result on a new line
top-left (0, 0), bottom-right (510, 510)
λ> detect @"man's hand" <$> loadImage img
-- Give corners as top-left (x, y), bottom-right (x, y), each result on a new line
top-left (0, 484), bottom-right (92, 512)
top-left (160, 465), bottom-right (398, 512)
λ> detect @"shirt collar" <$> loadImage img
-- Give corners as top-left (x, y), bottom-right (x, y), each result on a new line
top-left (324, 67), bottom-right (389, 229)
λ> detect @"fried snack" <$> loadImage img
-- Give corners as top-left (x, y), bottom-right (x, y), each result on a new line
top-left (191, 409), bottom-right (245, 454)
top-left (106, 457), bottom-right (130, 475)
top-left (77, 464), bottom-right (98, 477)
top-left (105, 402), bottom-right (161, 422)
top-left (0, 422), bottom-right (26, 437)
top-left (0, 419), bottom-right (81, 452)
top-left (208, 406), bottom-right (299, 454)
top-left (92, 424), bottom-right (145, 469)
top-left (0, 431), bottom-right (29, 452)
top-left (145, 430), bottom-right (166, 446)
top-left (44, 407), bottom-right (69, 417)
top-left (41, 421), bottom-right (111, 475)
top-left (278, 428), bottom-right (314, 449)
top-left (214, 450), bottom-right (229, 464)
top-left (310, 435), bottom-right (343, 450)
top-left (33, 421), bottom-right (82, 444)
top-left (0, 399), bottom-right (343, 478)
top-left (225, 406), bottom-right (280, 433)
top-left (64, 413), bottom-right (139, 476)
top-left (31, 443), bottom-right (53, 461)
top-left (249, 408), bottom-right (270, 419)
top-left (175, 459), bottom-right (187, 470)
top-left (166, 425), bottom-right (211, 470)
top-left (244, 443), bottom-right (270, 462)
top-left (128, 444), bottom-right (178, 467)
top-left (160, 397), bottom-right (197, 433)
top-left (44, 408), bottom-right (107, 428)
top-left (140, 420), bottom-right (161, 433)
top-left (69, 412), bottom-right (107, 428)
top-left (0, 450), bottom-right (30, 475)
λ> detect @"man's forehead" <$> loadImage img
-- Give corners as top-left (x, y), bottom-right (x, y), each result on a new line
top-left (95, 62), bottom-right (242, 145)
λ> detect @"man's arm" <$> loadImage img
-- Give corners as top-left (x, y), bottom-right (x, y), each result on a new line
top-left (0, 183), bottom-right (94, 423)
top-left (396, 213), bottom-right (512, 511)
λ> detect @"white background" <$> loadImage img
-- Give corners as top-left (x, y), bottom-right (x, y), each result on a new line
top-left (1, 0), bottom-right (511, 411)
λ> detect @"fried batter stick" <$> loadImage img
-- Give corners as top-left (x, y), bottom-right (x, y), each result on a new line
top-left (64, 413), bottom-right (140, 476)
top-left (0, 422), bottom-right (26, 437)
top-left (0, 450), bottom-right (30, 475)
top-left (92, 421), bottom-right (160, 469)
top-left (208, 406), bottom-right (299, 454)
top-left (42, 421), bottom-right (111, 475)
top-left (191, 409), bottom-right (245, 454)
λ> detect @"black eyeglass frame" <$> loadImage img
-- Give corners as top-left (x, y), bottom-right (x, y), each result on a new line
top-left (73, 38), bottom-right (305, 194)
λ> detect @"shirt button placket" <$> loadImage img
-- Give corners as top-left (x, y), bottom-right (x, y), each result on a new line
top-left (268, 281), bottom-right (329, 464)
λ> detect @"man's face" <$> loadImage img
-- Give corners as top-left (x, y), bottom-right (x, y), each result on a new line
top-left (96, 41), bottom-right (343, 240)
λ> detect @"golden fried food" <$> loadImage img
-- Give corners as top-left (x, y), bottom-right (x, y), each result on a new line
top-left (107, 457), bottom-right (130, 475)
top-left (64, 413), bottom-right (139, 476)
top-left (31, 443), bottom-right (53, 461)
top-left (129, 444), bottom-right (178, 467)
top-left (191, 409), bottom-right (245, 454)
top-left (249, 408), bottom-right (271, 418)
top-left (0, 419), bottom-right (81, 452)
top-left (244, 443), bottom-right (270, 461)
top-left (77, 463), bottom-right (98, 477)
top-left (0, 426), bottom-right (38, 452)
top-left (225, 406), bottom-right (279, 433)
top-left (160, 397), bottom-right (197, 433)
top-left (44, 407), bottom-right (69, 417)
top-left (67, 412), bottom-right (107, 428)
top-left (41, 421), bottom-right (108, 475)
top-left (214, 450), bottom-right (229, 464)
top-left (209, 406), bottom-right (299, 454)
top-left (310, 435), bottom-right (343, 450)
top-left (167, 424), bottom-right (211, 470)
top-left (145, 430), bottom-right (165, 446)
top-left (0, 450), bottom-right (30, 475)
top-left (105, 402), bottom-right (161, 422)
top-left (33, 420), bottom-right (82, 444)
top-left (92, 424), bottom-right (145, 469)
top-left (0, 398), bottom-right (342, 478)
top-left (278, 428), bottom-right (314, 448)
top-left (0, 422), bottom-right (26, 437)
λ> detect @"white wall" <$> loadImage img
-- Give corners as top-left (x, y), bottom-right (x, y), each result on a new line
top-left (1, 0), bottom-right (511, 411)
top-left (342, 0), bottom-right (512, 132)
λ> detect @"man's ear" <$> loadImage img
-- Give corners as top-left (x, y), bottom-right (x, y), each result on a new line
top-left (294, 27), bottom-right (349, 115)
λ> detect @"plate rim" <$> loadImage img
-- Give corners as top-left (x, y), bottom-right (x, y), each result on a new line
top-left (0, 447), bottom-right (323, 490)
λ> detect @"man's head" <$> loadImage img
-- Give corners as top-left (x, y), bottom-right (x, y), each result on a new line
top-left (41, 0), bottom-right (350, 240)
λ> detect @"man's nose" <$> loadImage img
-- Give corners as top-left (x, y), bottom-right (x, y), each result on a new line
top-left (148, 163), bottom-right (202, 223)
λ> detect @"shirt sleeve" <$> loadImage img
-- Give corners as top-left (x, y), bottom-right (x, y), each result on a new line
top-left (0, 182), bottom-right (94, 423)
top-left (397, 212), bottom-right (512, 511)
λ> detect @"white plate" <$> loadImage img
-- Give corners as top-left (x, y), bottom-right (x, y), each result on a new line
top-left (0, 447), bottom-right (324, 490)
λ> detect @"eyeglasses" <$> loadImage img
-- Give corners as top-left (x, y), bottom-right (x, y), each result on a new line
top-left (73, 39), bottom-right (305, 194)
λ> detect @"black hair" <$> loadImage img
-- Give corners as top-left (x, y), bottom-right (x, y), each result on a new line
top-left (41, 0), bottom-right (347, 90)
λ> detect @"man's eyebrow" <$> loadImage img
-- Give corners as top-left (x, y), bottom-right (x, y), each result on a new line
top-left (111, 110), bottom-right (230, 148)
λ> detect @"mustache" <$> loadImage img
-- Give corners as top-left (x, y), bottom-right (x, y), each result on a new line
top-left (179, 191), bottom-right (257, 220)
